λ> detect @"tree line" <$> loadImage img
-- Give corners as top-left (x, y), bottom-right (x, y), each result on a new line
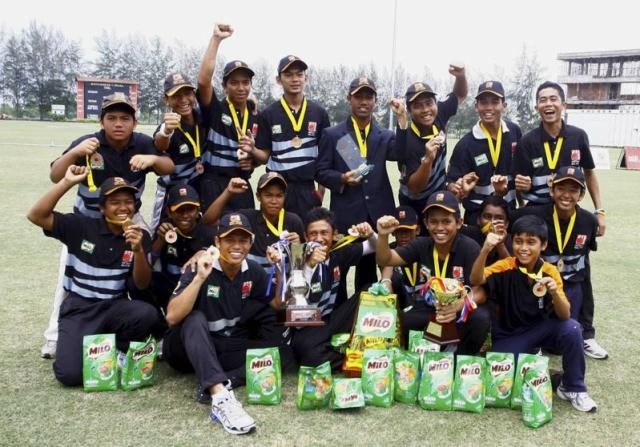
top-left (0, 21), bottom-right (544, 133)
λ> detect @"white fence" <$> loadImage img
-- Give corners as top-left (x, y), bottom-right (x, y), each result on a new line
top-left (566, 109), bottom-right (640, 147)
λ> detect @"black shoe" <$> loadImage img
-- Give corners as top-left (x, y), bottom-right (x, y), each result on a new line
top-left (196, 384), bottom-right (211, 404)
top-left (550, 369), bottom-right (563, 392)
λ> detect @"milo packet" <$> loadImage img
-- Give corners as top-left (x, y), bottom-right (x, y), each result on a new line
top-left (418, 351), bottom-right (454, 411)
top-left (452, 355), bottom-right (486, 413)
top-left (331, 378), bottom-right (365, 410)
top-left (485, 352), bottom-right (515, 408)
top-left (393, 350), bottom-right (420, 404)
top-left (408, 330), bottom-right (440, 366)
top-left (330, 333), bottom-right (351, 353)
top-left (246, 347), bottom-right (281, 405)
top-left (121, 336), bottom-right (157, 391)
top-left (361, 349), bottom-right (394, 407)
top-left (296, 361), bottom-right (333, 410)
top-left (522, 357), bottom-right (553, 428)
top-left (83, 334), bottom-right (118, 392)
top-left (511, 353), bottom-right (548, 409)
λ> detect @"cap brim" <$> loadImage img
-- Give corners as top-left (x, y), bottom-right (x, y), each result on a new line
top-left (396, 224), bottom-right (418, 230)
top-left (422, 203), bottom-right (457, 215)
top-left (475, 89), bottom-right (504, 99)
top-left (350, 85), bottom-right (377, 95)
top-left (169, 201), bottom-right (200, 212)
top-left (218, 227), bottom-right (255, 238)
top-left (102, 185), bottom-right (139, 197)
top-left (279, 60), bottom-right (308, 74)
top-left (258, 177), bottom-right (288, 191)
top-left (102, 101), bottom-right (135, 114)
top-left (407, 90), bottom-right (436, 102)
top-left (552, 177), bottom-right (585, 188)
top-left (165, 84), bottom-right (196, 97)
top-left (224, 67), bottom-right (255, 80)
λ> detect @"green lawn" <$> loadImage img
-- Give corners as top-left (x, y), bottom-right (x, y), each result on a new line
top-left (0, 120), bottom-right (639, 446)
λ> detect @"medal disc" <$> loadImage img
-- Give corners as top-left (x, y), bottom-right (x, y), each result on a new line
top-left (195, 162), bottom-right (204, 174)
top-left (122, 218), bottom-right (133, 230)
top-left (291, 136), bottom-right (302, 149)
top-left (207, 245), bottom-right (220, 260)
top-left (533, 281), bottom-right (547, 298)
top-left (165, 229), bottom-right (178, 244)
top-left (557, 259), bottom-right (564, 271)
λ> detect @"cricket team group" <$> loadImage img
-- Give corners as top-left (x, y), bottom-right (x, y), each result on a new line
top-left (27, 24), bottom-right (609, 434)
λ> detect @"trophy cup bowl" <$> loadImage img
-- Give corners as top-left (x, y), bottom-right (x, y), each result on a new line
top-left (423, 278), bottom-right (463, 345)
top-left (284, 243), bottom-right (325, 327)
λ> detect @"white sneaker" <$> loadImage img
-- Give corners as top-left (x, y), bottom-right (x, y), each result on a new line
top-left (210, 388), bottom-right (256, 435)
top-left (41, 340), bottom-right (57, 359)
top-left (556, 385), bottom-right (597, 412)
top-left (584, 338), bottom-right (609, 360)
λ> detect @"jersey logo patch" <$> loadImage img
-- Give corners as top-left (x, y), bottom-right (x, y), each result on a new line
top-left (272, 124), bottom-right (282, 134)
top-left (179, 143), bottom-right (190, 154)
top-left (575, 234), bottom-right (587, 249)
top-left (81, 240), bottom-right (95, 254)
top-left (571, 149), bottom-right (581, 166)
top-left (251, 123), bottom-right (259, 137)
top-left (511, 142), bottom-right (518, 154)
top-left (452, 266), bottom-right (463, 280)
top-left (419, 265), bottom-right (431, 282)
top-left (167, 246), bottom-right (178, 257)
top-left (333, 266), bottom-right (340, 281)
top-left (308, 121), bottom-right (317, 136)
top-left (221, 113), bottom-right (232, 126)
top-left (532, 157), bottom-right (544, 168)
top-left (311, 282), bottom-right (322, 293)
top-left (207, 285), bottom-right (220, 298)
top-left (241, 281), bottom-right (252, 299)
top-left (121, 250), bottom-right (134, 267)
top-left (474, 153), bottom-right (489, 167)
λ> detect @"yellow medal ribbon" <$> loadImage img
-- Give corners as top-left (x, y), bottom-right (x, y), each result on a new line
top-left (432, 247), bottom-right (450, 278)
top-left (479, 122), bottom-right (503, 167)
top-left (85, 155), bottom-right (97, 192)
top-left (518, 265), bottom-right (544, 280)
top-left (350, 117), bottom-right (371, 158)
top-left (227, 98), bottom-right (249, 139)
top-left (404, 262), bottom-right (418, 287)
top-left (553, 206), bottom-right (576, 255)
top-left (263, 209), bottom-right (285, 237)
top-left (177, 124), bottom-right (200, 158)
top-left (410, 122), bottom-right (438, 140)
top-left (543, 137), bottom-right (564, 170)
top-left (175, 227), bottom-right (194, 239)
top-left (280, 96), bottom-right (308, 133)
top-left (330, 235), bottom-right (358, 252)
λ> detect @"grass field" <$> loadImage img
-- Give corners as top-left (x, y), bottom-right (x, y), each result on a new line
top-left (1, 120), bottom-right (639, 446)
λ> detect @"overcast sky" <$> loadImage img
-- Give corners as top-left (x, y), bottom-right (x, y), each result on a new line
top-left (4, 0), bottom-right (639, 86)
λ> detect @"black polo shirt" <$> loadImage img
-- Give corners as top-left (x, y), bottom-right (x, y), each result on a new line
top-left (44, 212), bottom-right (152, 300)
top-left (171, 258), bottom-right (271, 337)
top-left (394, 233), bottom-right (480, 287)
top-left (447, 120), bottom-right (522, 215)
top-left (510, 204), bottom-right (597, 283)
top-left (154, 220), bottom-right (217, 282)
top-left (513, 121), bottom-right (594, 205)
top-left (460, 224), bottom-right (512, 266)
top-left (58, 130), bottom-right (162, 218)
top-left (256, 98), bottom-right (331, 183)
top-left (484, 257), bottom-right (569, 332)
top-left (202, 91), bottom-right (259, 179)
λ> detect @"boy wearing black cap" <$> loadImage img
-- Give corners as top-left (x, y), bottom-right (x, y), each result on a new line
top-left (316, 76), bottom-right (397, 290)
top-left (471, 214), bottom-right (597, 412)
top-left (164, 213), bottom-right (291, 435)
top-left (376, 191), bottom-right (490, 354)
top-left (41, 93), bottom-right (174, 358)
top-left (197, 24), bottom-right (259, 212)
top-left (150, 185), bottom-right (216, 312)
top-left (27, 168), bottom-right (161, 386)
top-left (447, 81), bottom-right (522, 223)
top-left (250, 55), bottom-right (331, 218)
top-left (510, 166), bottom-right (607, 359)
top-left (202, 172), bottom-right (305, 271)
top-left (513, 81), bottom-right (606, 236)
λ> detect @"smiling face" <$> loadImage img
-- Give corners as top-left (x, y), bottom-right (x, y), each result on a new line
top-left (168, 204), bottom-right (199, 234)
top-left (223, 71), bottom-right (252, 105)
top-left (475, 94), bottom-right (505, 127)
top-left (305, 219), bottom-right (337, 250)
top-left (409, 94), bottom-right (438, 128)
top-left (348, 89), bottom-right (376, 121)
top-left (164, 87), bottom-right (197, 117)
top-left (277, 67), bottom-right (307, 96)
top-left (478, 204), bottom-right (508, 229)
top-left (512, 232), bottom-right (546, 271)
top-left (257, 184), bottom-right (286, 219)
top-left (215, 231), bottom-right (252, 267)
top-left (100, 190), bottom-right (135, 223)
top-left (535, 87), bottom-right (565, 126)
top-left (551, 180), bottom-right (584, 213)
top-left (101, 110), bottom-right (136, 146)
top-left (424, 208), bottom-right (462, 247)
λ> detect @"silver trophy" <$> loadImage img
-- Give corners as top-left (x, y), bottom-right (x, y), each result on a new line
top-left (284, 242), bottom-right (324, 327)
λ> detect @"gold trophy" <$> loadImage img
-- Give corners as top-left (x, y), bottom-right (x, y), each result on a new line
top-left (423, 277), bottom-right (464, 345)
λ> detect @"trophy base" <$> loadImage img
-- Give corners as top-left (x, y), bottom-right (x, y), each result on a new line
top-left (284, 306), bottom-right (325, 327)
top-left (423, 319), bottom-right (460, 345)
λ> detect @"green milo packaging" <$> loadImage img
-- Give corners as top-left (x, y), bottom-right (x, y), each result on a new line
top-left (246, 348), bottom-right (281, 405)
top-left (452, 355), bottom-right (486, 413)
top-left (331, 378), bottom-right (365, 410)
top-left (121, 336), bottom-right (157, 391)
top-left (330, 333), bottom-right (351, 353)
top-left (418, 351), bottom-right (454, 410)
top-left (361, 349), bottom-right (394, 407)
top-left (83, 334), bottom-right (118, 392)
top-left (296, 361), bottom-right (333, 410)
top-left (408, 330), bottom-right (440, 367)
top-left (511, 354), bottom-right (548, 409)
top-left (522, 357), bottom-right (553, 428)
top-left (485, 352), bottom-right (515, 408)
top-left (393, 350), bottom-right (420, 404)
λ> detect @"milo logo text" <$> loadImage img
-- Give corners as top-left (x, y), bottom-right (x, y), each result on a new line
top-left (132, 344), bottom-right (155, 361)
top-left (88, 340), bottom-right (112, 359)
top-left (428, 359), bottom-right (451, 372)
top-left (361, 312), bottom-right (394, 333)
top-left (490, 360), bottom-right (513, 376)
top-left (251, 355), bottom-right (273, 372)
top-left (340, 393), bottom-right (359, 403)
top-left (460, 363), bottom-right (482, 377)
top-left (530, 375), bottom-right (548, 389)
top-left (365, 357), bottom-right (390, 372)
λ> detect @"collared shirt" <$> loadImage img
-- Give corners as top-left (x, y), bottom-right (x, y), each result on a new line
top-left (44, 212), bottom-right (151, 300)
top-left (256, 98), bottom-right (330, 182)
top-left (57, 130), bottom-right (162, 218)
top-left (398, 93), bottom-right (458, 202)
top-left (514, 121), bottom-right (594, 205)
top-left (484, 257), bottom-right (569, 332)
top-left (447, 119), bottom-right (522, 214)
top-left (394, 233), bottom-right (480, 287)
top-left (510, 204), bottom-right (597, 283)
top-left (171, 258), bottom-right (271, 337)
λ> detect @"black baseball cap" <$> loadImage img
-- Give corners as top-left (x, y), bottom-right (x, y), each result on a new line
top-left (278, 55), bottom-right (308, 74)
top-left (552, 166), bottom-right (586, 188)
top-left (99, 177), bottom-right (138, 201)
top-left (101, 93), bottom-right (136, 116)
top-left (164, 72), bottom-right (196, 96)
top-left (257, 172), bottom-right (287, 191)
top-left (475, 81), bottom-right (505, 99)
top-left (349, 76), bottom-right (377, 95)
top-left (393, 206), bottom-right (419, 229)
top-left (223, 60), bottom-right (255, 81)
top-left (166, 184), bottom-right (200, 212)
top-left (422, 190), bottom-right (461, 217)
top-left (217, 213), bottom-right (254, 238)
top-left (405, 82), bottom-right (436, 103)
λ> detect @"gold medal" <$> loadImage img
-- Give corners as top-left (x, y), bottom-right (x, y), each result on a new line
top-left (533, 281), bottom-right (547, 298)
top-left (207, 245), bottom-right (220, 261)
top-left (90, 152), bottom-right (104, 169)
top-left (122, 218), bottom-right (133, 230)
top-left (195, 162), bottom-right (204, 174)
top-left (165, 229), bottom-right (178, 244)
top-left (557, 259), bottom-right (564, 271)
top-left (291, 136), bottom-right (303, 149)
